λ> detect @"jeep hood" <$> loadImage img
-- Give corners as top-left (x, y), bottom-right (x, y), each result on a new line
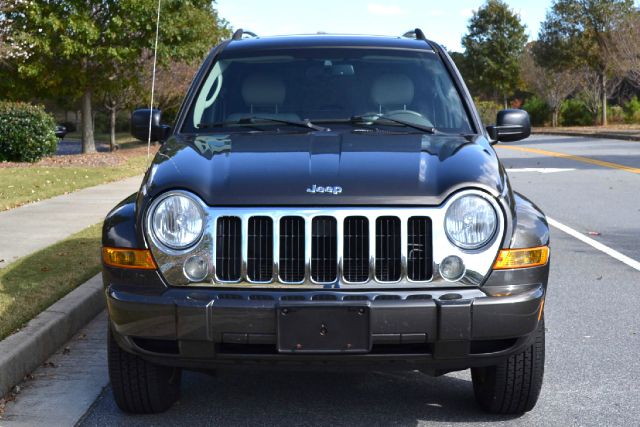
top-left (142, 131), bottom-right (508, 206)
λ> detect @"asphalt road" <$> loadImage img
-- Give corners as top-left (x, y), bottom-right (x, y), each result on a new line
top-left (75, 134), bottom-right (640, 426)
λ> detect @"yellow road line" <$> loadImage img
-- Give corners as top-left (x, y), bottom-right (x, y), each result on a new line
top-left (497, 145), bottom-right (640, 175)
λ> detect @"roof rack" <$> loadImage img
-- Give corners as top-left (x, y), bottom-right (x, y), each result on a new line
top-left (402, 28), bottom-right (427, 41)
top-left (231, 28), bottom-right (258, 41)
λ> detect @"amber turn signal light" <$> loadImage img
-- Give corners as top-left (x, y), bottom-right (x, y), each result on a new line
top-left (493, 246), bottom-right (549, 270)
top-left (102, 247), bottom-right (157, 270)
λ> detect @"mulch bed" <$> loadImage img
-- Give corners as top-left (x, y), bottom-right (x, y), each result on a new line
top-left (0, 145), bottom-right (158, 169)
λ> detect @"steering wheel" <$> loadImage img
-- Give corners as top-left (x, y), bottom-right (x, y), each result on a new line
top-left (385, 109), bottom-right (423, 118)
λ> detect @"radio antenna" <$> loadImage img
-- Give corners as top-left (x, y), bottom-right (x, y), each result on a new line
top-left (147, 0), bottom-right (162, 160)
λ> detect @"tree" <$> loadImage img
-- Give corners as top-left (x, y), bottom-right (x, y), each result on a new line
top-left (103, 70), bottom-right (142, 152)
top-left (141, 58), bottom-right (201, 122)
top-left (607, 11), bottom-right (640, 89)
top-left (3, 0), bottom-right (230, 153)
top-left (461, 0), bottom-right (527, 108)
top-left (534, 0), bottom-right (635, 126)
top-left (521, 43), bottom-right (579, 127)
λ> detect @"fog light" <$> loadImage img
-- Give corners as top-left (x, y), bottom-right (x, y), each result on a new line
top-left (183, 255), bottom-right (208, 282)
top-left (439, 255), bottom-right (465, 281)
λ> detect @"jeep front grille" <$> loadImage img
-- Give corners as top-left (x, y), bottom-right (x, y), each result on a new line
top-left (147, 190), bottom-right (506, 288)
top-left (214, 213), bottom-right (433, 285)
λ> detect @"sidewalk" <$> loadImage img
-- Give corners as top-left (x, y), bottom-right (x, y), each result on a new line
top-left (533, 127), bottom-right (640, 142)
top-left (0, 175), bottom-right (142, 267)
top-left (1, 309), bottom-right (108, 426)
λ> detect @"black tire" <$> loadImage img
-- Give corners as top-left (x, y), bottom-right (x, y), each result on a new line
top-left (471, 317), bottom-right (545, 414)
top-left (108, 327), bottom-right (181, 414)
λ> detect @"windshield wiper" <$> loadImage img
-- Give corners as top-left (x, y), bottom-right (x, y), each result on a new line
top-left (350, 114), bottom-right (436, 133)
top-left (197, 121), bottom-right (265, 131)
top-left (199, 116), bottom-right (329, 132)
top-left (242, 116), bottom-right (329, 131)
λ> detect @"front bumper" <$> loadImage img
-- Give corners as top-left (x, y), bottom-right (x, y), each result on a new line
top-left (106, 268), bottom-right (545, 371)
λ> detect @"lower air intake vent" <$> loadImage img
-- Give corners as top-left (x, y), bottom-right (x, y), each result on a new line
top-left (216, 216), bottom-right (242, 281)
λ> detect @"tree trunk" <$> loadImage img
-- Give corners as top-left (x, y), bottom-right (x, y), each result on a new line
top-left (601, 73), bottom-right (607, 127)
top-left (81, 90), bottom-right (96, 153)
top-left (552, 108), bottom-right (559, 128)
top-left (109, 105), bottom-right (118, 152)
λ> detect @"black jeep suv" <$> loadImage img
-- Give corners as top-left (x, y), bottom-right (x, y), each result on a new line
top-left (103, 29), bottom-right (549, 415)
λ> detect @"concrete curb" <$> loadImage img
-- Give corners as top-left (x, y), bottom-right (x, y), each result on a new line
top-left (532, 129), bottom-right (640, 142)
top-left (0, 274), bottom-right (105, 398)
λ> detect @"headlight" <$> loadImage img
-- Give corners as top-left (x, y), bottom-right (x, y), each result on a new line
top-left (445, 195), bottom-right (497, 250)
top-left (150, 193), bottom-right (204, 250)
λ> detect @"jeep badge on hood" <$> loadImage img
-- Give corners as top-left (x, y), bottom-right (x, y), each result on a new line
top-left (306, 184), bottom-right (343, 195)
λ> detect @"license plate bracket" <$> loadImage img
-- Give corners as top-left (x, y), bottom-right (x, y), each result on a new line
top-left (277, 305), bottom-right (371, 354)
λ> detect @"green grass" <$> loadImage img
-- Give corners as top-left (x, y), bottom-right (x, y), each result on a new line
top-left (0, 155), bottom-right (150, 211)
top-left (0, 223), bottom-right (102, 340)
top-left (65, 131), bottom-right (138, 144)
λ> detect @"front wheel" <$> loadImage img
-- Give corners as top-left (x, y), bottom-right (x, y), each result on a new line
top-left (108, 326), bottom-right (182, 414)
top-left (471, 318), bottom-right (545, 414)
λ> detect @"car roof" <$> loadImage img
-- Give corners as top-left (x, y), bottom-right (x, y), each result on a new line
top-left (222, 34), bottom-right (436, 53)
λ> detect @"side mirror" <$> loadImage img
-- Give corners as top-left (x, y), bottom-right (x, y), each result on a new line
top-left (131, 108), bottom-right (171, 143)
top-left (486, 109), bottom-right (531, 144)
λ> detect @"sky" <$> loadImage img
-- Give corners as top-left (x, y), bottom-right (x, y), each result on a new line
top-left (216, 0), bottom-right (553, 52)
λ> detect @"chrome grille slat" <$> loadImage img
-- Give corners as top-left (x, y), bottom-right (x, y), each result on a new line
top-left (279, 216), bottom-right (305, 283)
top-left (311, 216), bottom-right (338, 283)
top-left (215, 216), bottom-right (242, 281)
top-left (407, 217), bottom-right (433, 281)
top-left (375, 216), bottom-right (402, 282)
top-left (343, 216), bottom-right (370, 283)
top-left (247, 216), bottom-right (273, 282)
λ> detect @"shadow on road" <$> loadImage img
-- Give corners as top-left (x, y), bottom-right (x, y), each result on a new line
top-left (81, 368), bottom-right (523, 426)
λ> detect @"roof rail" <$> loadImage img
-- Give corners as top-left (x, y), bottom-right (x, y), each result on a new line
top-left (231, 28), bottom-right (258, 41)
top-left (402, 28), bottom-right (427, 41)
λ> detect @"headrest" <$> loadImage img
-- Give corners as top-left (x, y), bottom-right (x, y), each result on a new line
top-left (241, 74), bottom-right (286, 106)
top-left (370, 74), bottom-right (414, 106)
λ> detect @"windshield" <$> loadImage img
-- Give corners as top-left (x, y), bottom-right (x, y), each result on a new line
top-left (183, 47), bottom-right (473, 134)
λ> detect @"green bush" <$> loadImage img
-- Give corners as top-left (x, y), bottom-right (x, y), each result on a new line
top-left (522, 96), bottom-right (550, 126)
top-left (560, 99), bottom-right (592, 126)
top-left (607, 105), bottom-right (625, 124)
top-left (474, 99), bottom-right (501, 125)
top-left (623, 96), bottom-right (640, 124)
top-left (0, 102), bottom-right (58, 162)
